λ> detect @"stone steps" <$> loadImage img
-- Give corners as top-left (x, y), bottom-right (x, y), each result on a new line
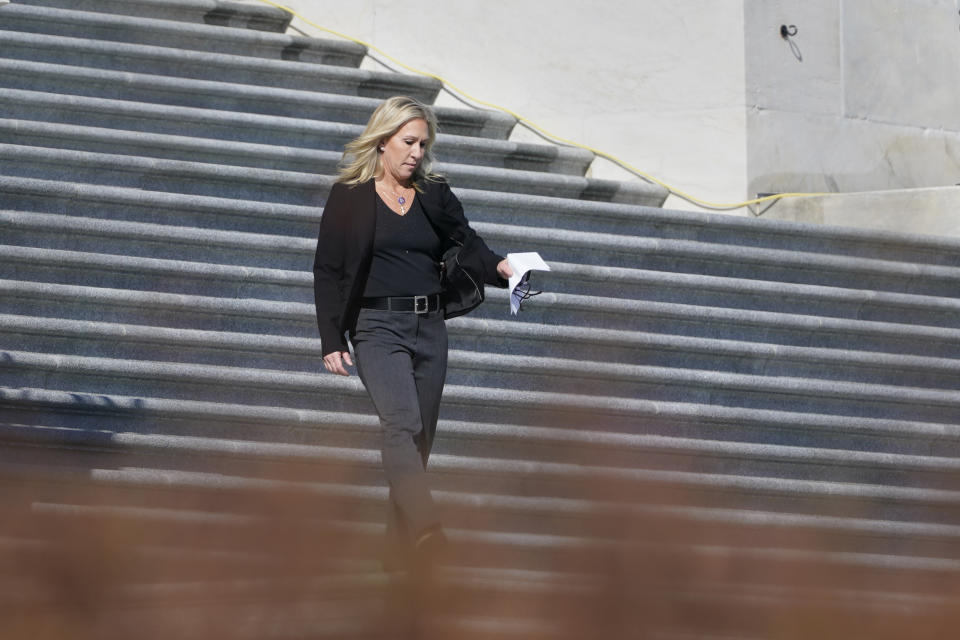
top-left (0, 96), bottom-right (593, 173)
top-left (4, 386), bottom-right (959, 486)
top-left (4, 205), bottom-right (958, 301)
top-left (0, 29), bottom-right (437, 100)
top-left (4, 450), bottom-right (960, 593)
top-left (457, 187), bottom-right (960, 267)
top-left (0, 2), bottom-right (363, 64)
top-left (0, 141), bottom-right (660, 205)
top-left (0, 523), bottom-right (946, 637)
top-left (11, 0), bottom-right (293, 32)
top-left (3, 318), bottom-right (955, 422)
top-left (9, 241), bottom-right (960, 334)
top-left (3, 426), bottom-right (960, 544)
top-left (4, 342), bottom-right (960, 427)
top-left (4, 500), bottom-right (947, 640)
top-left (6, 172), bottom-right (959, 274)
top-left (4, 308), bottom-right (960, 392)
top-left (0, 57), bottom-right (518, 138)
top-left (5, 271), bottom-right (960, 361)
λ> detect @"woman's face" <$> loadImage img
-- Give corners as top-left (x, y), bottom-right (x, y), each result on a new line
top-left (379, 118), bottom-right (429, 184)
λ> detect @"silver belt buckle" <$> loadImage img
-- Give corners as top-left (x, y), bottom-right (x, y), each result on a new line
top-left (414, 295), bottom-right (428, 314)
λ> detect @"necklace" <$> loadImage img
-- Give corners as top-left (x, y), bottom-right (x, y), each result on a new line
top-left (377, 182), bottom-right (410, 215)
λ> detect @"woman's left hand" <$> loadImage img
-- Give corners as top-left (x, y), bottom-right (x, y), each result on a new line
top-left (497, 259), bottom-right (513, 280)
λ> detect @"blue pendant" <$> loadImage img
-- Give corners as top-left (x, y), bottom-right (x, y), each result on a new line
top-left (398, 196), bottom-right (406, 206)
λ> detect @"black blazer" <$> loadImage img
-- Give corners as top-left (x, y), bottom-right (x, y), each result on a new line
top-left (313, 178), bottom-right (506, 356)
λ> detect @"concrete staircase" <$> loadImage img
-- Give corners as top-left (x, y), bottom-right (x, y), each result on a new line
top-left (2, 1), bottom-right (960, 638)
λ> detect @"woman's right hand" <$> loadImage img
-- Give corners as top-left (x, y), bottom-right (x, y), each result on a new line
top-left (323, 350), bottom-right (354, 376)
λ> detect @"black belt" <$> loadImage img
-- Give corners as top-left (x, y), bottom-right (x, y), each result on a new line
top-left (360, 293), bottom-right (441, 314)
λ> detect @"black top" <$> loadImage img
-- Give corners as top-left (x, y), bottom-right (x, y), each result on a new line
top-left (313, 178), bottom-right (508, 356)
top-left (362, 194), bottom-right (442, 297)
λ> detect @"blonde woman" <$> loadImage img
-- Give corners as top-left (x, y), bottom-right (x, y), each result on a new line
top-left (312, 96), bottom-right (513, 571)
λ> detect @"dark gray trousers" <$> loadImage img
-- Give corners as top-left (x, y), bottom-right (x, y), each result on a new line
top-left (350, 307), bottom-right (448, 547)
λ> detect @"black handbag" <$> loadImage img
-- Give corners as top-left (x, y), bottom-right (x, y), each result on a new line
top-left (439, 234), bottom-right (485, 319)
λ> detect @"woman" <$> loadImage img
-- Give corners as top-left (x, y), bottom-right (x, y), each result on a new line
top-left (312, 96), bottom-right (513, 571)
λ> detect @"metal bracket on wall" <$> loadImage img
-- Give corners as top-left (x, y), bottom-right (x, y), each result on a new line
top-left (779, 24), bottom-right (803, 61)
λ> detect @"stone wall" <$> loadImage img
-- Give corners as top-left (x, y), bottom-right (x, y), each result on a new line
top-left (746, 0), bottom-right (960, 203)
top-left (245, 0), bottom-right (960, 214)
top-left (254, 0), bottom-right (749, 212)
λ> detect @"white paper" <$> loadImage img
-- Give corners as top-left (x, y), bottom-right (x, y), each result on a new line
top-left (506, 252), bottom-right (551, 314)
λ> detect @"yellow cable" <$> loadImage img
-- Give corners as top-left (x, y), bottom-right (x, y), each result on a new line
top-left (254, 0), bottom-right (830, 211)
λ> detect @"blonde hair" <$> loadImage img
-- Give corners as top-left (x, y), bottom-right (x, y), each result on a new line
top-left (337, 96), bottom-right (440, 190)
